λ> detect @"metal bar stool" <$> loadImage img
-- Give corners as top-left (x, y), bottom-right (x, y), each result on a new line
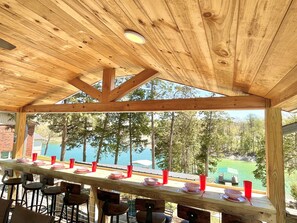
top-left (59, 181), bottom-right (89, 223)
top-left (38, 176), bottom-right (62, 217)
top-left (1, 169), bottom-right (23, 206)
top-left (177, 205), bottom-right (210, 223)
top-left (20, 173), bottom-right (43, 212)
top-left (97, 189), bottom-right (130, 223)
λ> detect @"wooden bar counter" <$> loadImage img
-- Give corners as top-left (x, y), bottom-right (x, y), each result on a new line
top-left (0, 160), bottom-right (276, 222)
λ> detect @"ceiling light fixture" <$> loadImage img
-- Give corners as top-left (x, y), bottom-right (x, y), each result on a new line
top-left (124, 29), bottom-right (146, 44)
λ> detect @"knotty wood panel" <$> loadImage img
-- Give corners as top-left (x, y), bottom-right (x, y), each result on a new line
top-left (0, 0), bottom-right (297, 111)
top-left (234, 0), bottom-right (291, 91)
top-left (198, 0), bottom-right (238, 92)
top-left (249, 0), bottom-right (297, 97)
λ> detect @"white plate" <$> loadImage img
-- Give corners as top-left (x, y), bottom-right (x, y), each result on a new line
top-left (181, 187), bottom-right (201, 194)
top-left (108, 175), bottom-right (125, 180)
top-left (143, 181), bottom-right (162, 187)
top-left (222, 194), bottom-right (247, 203)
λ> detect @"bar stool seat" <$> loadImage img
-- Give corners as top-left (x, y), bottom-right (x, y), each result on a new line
top-left (23, 182), bottom-right (43, 190)
top-left (39, 176), bottom-right (63, 217)
top-left (3, 178), bottom-right (23, 185)
top-left (59, 181), bottom-right (90, 223)
top-left (21, 173), bottom-right (43, 212)
top-left (43, 186), bottom-right (62, 195)
top-left (1, 169), bottom-right (23, 205)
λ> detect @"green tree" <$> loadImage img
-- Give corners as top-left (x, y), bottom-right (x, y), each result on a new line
top-left (196, 111), bottom-right (232, 176)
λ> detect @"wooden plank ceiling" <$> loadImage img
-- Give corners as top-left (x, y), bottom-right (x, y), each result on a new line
top-left (0, 0), bottom-right (297, 112)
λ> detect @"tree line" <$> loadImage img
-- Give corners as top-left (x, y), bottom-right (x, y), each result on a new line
top-left (31, 79), bottom-right (297, 183)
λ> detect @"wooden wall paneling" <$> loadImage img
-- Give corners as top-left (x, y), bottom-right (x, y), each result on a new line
top-left (23, 96), bottom-right (267, 113)
top-left (163, 0), bottom-right (217, 92)
top-left (69, 77), bottom-right (102, 102)
top-left (12, 112), bottom-right (27, 159)
top-left (249, 0), bottom-right (297, 96)
top-left (102, 68), bottom-right (115, 103)
top-left (267, 66), bottom-right (297, 110)
top-left (51, 0), bottom-right (147, 68)
top-left (198, 0), bottom-right (238, 92)
top-left (1, 63), bottom-right (77, 91)
top-left (108, 69), bottom-right (158, 102)
top-left (0, 10), bottom-right (98, 71)
top-left (94, 0), bottom-right (187, 83)
top-left (130, 0), bottom-right (204, 86)
top-left (265, 108), bottom-right (286, 223)
top-left (234, 0), bottom-right (292, 91)
top-left (17, 0), bottom-right (119, 68)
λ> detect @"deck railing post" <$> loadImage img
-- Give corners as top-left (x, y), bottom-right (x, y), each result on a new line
top-left (12, 111), bottom-right (27, 159)
top-left (265, 107), bottom-right (286, 222)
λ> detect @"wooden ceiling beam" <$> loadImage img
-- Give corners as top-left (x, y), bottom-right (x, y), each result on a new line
top-left (0, 106), bottom-right (20, 112)
top-left (23, 96), bottom-right (267, 113)
top-left (271, 82), bottom-right (297, 110)
top-left (69, 77), bottom-right (102, 101)
top-left (108, 69), bottom-right (159, 102)
top-left (102, 68), bottom-right (115, 103)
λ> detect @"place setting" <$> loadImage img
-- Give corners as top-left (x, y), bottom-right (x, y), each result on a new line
top-left (108, 171), bottom-right (126, 180)
top-left (221, 180), bottom-right (253, 206)
top-left (180, 174), bottom-right (206, 197)
top-left (142, 177), bottom-right (163, 187)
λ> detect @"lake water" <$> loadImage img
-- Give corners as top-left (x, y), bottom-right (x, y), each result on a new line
top-left (42, 143), bottom-right (296, 199)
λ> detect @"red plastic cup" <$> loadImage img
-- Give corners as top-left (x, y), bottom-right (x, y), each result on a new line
top-left (92, 161), bottom-right (97, 172)
top-left (51, 156), bottom-right (56, 165)
top-left (127, 165), bottom-right (133, 178)
top-left (69, 158), bottom-right (75, 169)
top-left (162, 169), bottom-right (169, 184)
top-left (244, 180), bottom-right (252, 199)
top-left (199, 174), bottom-right (206, 191)
top-left (32, 153), bottom-right (38, 162)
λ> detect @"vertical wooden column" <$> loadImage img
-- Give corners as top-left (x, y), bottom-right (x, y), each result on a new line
top-left (102, 68), bottom-right (115, 103)
top-left (12, 112), bottom-right (27, 158)
top-left (265, 107), bottom-right (286, 223)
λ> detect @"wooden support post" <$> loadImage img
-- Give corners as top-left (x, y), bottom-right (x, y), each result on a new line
top-left (89, 185), bottom-right (98, 223)
top-left (102, 68), bottom-right (115, 103)
top-left (12, 112), bottom-right (27, 158)
top-left (265, 107), bottom-right (286, 223)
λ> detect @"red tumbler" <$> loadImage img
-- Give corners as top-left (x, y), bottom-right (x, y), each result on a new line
top-left (92, 161), bottom-right (97, 172)
top-left (162, 169), bottom-right (169, 184)
top-left (127, 165), bottom-right (133, 178)
top-left (244, 180), bottom-right (252, 199)
top-left (32, 153), bottom-right (38, 162)
top-left (199, 174), bottom-right (206, 191)
top-left (69, 158), bottom-right (75, 169)
top-left (51, 156), bottom-right (56, 165)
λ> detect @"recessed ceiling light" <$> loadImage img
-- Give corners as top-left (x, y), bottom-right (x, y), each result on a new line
top-left (124, 30), bottom-right (146, 44)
